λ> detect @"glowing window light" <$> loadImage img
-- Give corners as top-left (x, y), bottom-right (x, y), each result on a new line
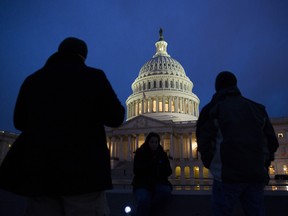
top-left (283, 165), bottom-right (287, 174)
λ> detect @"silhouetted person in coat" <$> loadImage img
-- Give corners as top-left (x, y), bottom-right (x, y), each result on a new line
top-left (0, 37), bottom-right (125, 216)
top-left (196, 71), bottom-right (279, 216)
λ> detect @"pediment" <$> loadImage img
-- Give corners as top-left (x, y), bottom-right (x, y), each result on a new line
top-left (119, 115), bottom-right (170, 130)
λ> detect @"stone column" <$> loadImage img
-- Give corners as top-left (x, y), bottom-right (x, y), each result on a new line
top-left (170, 133), bottom-right (174, 158)
top-left (168, 96), bottom-right (172, 112)
top-left (180, 134), bottom-right (183, 160)
top-left (137, 100), bottom-right (140, 115)
top-left (175, 97), bottom-right (179, 113)
top-left (128, 136), bottom-right (132, 161)
top-left (149, 98), bottom-right (152, 113)
top-left (108, 137), bottom-right (112, 157)
top-left (119, 136), bottom-right (123, 161)
top-left (136, 134), bottom-right (139, 150)
top-left (141, 99), bottom-right (145, 114)
top-left (156, 97), bottom-right (159, 112)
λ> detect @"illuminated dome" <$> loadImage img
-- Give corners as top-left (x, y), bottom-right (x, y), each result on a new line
top-left (138, 30), bottom-right (186, 79)
top-left (126, 29), bottom-right (200, 122)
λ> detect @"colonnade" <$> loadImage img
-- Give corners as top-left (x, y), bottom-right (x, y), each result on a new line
top-left (107, 132), bottom-right (198, 161)
top-left (127, 95), bottom-right (199, 119)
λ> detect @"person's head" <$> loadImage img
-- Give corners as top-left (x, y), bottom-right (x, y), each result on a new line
top-left (215, 71), bottom-right (237, 92)
top-left (58, 37), bottom-right (88, 61)
top-left (145, 132), bottom-right (160, 151)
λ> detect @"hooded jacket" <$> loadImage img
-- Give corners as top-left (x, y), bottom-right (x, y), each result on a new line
top-left (0, 52), bottom-right (125, 196)
top-left (196, 87), bottom-right (279, 183)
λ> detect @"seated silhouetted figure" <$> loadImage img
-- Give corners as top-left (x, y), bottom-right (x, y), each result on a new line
top-left (132, 132), bottom-right (173, 216)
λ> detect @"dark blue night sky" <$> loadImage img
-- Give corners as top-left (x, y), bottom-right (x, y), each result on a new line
top-left (1, 0), bottom-right (288, 133)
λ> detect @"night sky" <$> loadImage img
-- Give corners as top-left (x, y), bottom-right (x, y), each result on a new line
top-left (1, 0), bottom-right (288, 133)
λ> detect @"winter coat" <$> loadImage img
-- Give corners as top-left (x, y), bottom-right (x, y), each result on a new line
top-left (132, 143), bottom-right (172, 191)
top-left (196, 87), bottom-right (279, 183)
top-left (0, 52), bottom-right (125, 196)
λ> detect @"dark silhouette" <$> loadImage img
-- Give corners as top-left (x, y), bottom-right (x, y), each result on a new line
top-left (132, 132), bottom-right (172, 216)
top-left (0, 37), bottom-right (125, 215)
top-left (196, 71), bottom-right (279, 216)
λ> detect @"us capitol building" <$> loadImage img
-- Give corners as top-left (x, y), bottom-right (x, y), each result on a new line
top-left (105, 29), bottom-right (288, 183)
top-left (1, 30), bottom-right (288, 183)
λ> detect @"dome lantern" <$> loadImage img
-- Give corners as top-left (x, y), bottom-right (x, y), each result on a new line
top-left (153, 28), bottom-right (170, 58)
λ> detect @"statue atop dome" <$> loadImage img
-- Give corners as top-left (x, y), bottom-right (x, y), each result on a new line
top-left (159, 28), bottom-right (164, 41)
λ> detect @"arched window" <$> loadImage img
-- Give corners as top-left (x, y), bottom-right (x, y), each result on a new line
top-left (175, 166), bottom-right (181, 179)
top-left (152, 99), bottom-right (156, 112)
top-left (159, 80), bottom-right (163, 88)
top-left (159, 99), bottom-right (163, 112)
top-left (184, 166), bottom-right (190, 179)
top-left (193, 166), bottom-right (199, 178)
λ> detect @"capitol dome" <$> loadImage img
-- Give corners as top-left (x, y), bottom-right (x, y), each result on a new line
top-left (126, 29), bottom-right (200, 122)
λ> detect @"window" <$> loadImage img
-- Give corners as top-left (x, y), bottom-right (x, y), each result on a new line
top-left (165, 99), bottom-right (169, 112)
top-left (175, 166), bottom-right (181, 179)
top-left (184, 166), bottom-right (190, 179)
top-left (159, 101), bottom-right (163, 112)
top-left (269, 165), bottom-right (275, 175)
top-left (193, 166), bottom-right (199, 178)
top-left (159, 80), bottom-right (162, 88)
top-left (165, 80), bottom-right (168, 88)
top-left (284, 165), bottom-right (288, 174)
top-left (153, 80), bottom-right (157, 88)
top-left (152, 99), bottom-right (156, 112)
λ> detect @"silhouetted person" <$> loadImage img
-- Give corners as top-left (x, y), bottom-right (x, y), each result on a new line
top-left (196, 71), bottom-right (279, 216)
top-left (0, 37), bottom-right (125, 216)
top-left (132, 132), bottom-right (172, 216)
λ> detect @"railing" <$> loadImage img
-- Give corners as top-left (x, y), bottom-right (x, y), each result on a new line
top-left (111, 179), bottom-right (288, 193)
